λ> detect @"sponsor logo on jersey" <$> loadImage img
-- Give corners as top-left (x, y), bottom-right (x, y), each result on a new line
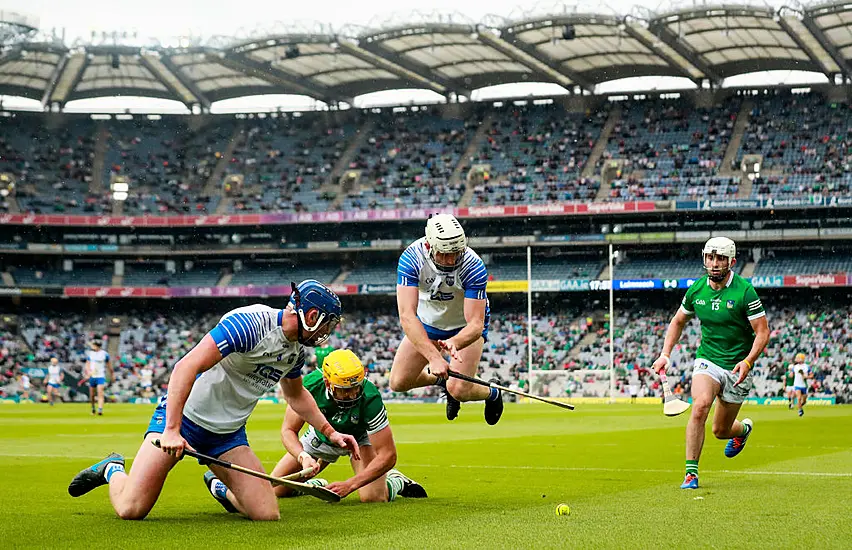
top-left (695, 299), bottom-right (706, 305)
top-left (251, 364), bottom-right (285, 384)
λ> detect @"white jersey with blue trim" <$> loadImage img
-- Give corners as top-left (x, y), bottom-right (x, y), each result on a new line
top-left (183, 304), bottom-right (305, 433)
top-left (397, 237), bottom-right (488, 332)
top-left (47, 364), bottom-right (62, 385)
top-left (87, 350), bottom-right (109, 378)
top-left (793, 363), bottom-right (811, 388)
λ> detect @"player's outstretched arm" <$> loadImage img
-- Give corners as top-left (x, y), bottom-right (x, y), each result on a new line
top-left (328, 426), bottom-right (397, 498)
top-left (279, 377), bottom-right (361, 460)
top-left (654, 309), bottom-right (691, 372)
top-left (161, 334), bottom-right (223, 458)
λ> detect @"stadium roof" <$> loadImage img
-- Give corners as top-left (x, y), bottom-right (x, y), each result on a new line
top-left (2, 2), bottom-right (852, 110)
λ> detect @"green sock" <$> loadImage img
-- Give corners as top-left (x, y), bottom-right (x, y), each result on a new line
top-left (685, 460), bottom-right (699, 477)
top-left (386, 475), bottom-right (404, 502)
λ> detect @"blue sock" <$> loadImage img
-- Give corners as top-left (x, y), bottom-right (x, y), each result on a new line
top-left (487, 387), bottom-right (500, 402)
top-left (104, 463), bottom-right (125, 483)
top-left (212, 480), bottom-right (228, 500)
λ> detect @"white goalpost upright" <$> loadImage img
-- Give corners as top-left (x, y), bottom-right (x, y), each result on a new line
top-left (527, 245), bottom-right (534, 394)
top-left (609, 243), bottom-right (616, 404)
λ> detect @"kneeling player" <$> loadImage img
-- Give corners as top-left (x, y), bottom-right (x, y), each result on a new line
top-left (209, 349), bottom-right (425, 504)
top-left (68, 281), bottom-right (359, 521)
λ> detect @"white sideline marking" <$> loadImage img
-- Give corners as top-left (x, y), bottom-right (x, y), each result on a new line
top-left (404, 463), bottom-right (852, 478)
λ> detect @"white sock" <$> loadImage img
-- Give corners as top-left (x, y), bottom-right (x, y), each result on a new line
top-left (104, 463), bottom-right (125, 483)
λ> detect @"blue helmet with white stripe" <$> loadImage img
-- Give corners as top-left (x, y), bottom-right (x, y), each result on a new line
top-left (289, 279), bottom-right (342, 346)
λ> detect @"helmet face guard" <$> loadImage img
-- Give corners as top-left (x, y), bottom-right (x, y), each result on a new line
top-left (425, 214), bottom-right (467, 273)
top-left (703, 253), bottom-right (733, 283)
top-left (328, 384), bottom-right (363, 409)
top-left (426, 246), bottom-right (465, 273)
top-left (702, 237), bottom-right (736, 283)
top-left (289, 281), bottom-right (342, 347)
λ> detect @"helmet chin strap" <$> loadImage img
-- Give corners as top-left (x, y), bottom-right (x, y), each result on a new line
top-left (290, 282), bottom-right (332, 345)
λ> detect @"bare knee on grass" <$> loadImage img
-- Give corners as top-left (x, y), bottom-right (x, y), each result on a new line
top-left (214, 446), bottom-right (280, 521)
top-left (110, 433), bottom-right (179, 521)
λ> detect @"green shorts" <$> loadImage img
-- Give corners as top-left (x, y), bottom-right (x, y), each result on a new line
top-left (299, 426), bottom-right (371, 463)
top-left (692, 358), bottom-right (753, 404)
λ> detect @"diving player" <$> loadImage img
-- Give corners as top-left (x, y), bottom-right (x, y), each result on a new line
top-left (390, 214), bottom-right (503, 425)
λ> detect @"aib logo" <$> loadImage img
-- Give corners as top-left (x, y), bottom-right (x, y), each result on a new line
top-left (252, 364), bottom-right (285, 383)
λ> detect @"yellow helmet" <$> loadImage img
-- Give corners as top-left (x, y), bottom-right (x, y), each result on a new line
top-left (795, 353), bottom-right (806, 363)
top-left (321, 349), bottom-right (365, 409)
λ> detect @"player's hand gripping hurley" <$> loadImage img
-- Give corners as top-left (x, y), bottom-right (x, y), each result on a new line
top-left (152, 439), bottom-right (340, 503)
top-left (653, 354), bottom-right (690, 417)
top-left (447, 370), bottom-right (575, 410)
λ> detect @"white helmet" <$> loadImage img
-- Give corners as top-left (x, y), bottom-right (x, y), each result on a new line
top-left (425, 214), bottom-right (467, 272)
top-left (702, 237), bottom-right (736, 282)
top-left (702, 237), bottom-right (736, 260)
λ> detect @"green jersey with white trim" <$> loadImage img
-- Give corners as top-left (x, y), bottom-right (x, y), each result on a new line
top-left (301, 369), bottom-right (389, 445)
top-left (679, 273), bottom-right (765, 370)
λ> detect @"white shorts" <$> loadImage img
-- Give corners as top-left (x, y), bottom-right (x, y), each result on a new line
top-left (299, 426), bottom-right (371, 464)
top-left (692, 359), bottom-right (752, 404)
top-left (785, 386), bottom-right (794, 393)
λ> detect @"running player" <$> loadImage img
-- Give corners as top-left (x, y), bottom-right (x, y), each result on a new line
top-left (46, 357), bottom-right (63, 406)
top-left (205, 349), bottom-right (425, 508)
top-left (652, 237), bottom-right (770, 490)
top-left (792, 353), bottom-right (813, 417)
top-left (783, 366), bottom-right (795, 409)
top-left (68, 280), bottom-right (360, 521)
top-left (390, 214), bottom-right (503, 425)
top-left (80, 339), bottom-right (112, 415)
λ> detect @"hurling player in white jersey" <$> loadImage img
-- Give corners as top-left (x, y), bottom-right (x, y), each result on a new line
top-left (80, 340), bottom-right (112, 415)
top-left (792, 353), bottom-right (814, 417)
top-left (69, 280), bottom-right (360, 521)
top-left (390, 214), bottom-right (503, 425)
top-left (46, 357), bottom-right (63, 406)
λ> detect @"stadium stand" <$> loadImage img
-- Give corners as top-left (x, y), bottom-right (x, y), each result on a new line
top-left (343, 110), bottom-right (472, 210)
top-left (739, 92), bottom-right (852, 198)
top-left (228, 115), bottom-right (352, 213)
top-left (468, 103), bottom-right (606, 205)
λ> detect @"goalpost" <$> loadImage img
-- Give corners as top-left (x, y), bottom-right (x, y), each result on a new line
top-left (524, 244), bottom-right (618, 403)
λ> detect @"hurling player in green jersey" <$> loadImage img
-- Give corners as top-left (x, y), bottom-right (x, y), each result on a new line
top-left (270, 349), bottom-right (426, 502)
top-left (652, 237), bottom-right (770, 490)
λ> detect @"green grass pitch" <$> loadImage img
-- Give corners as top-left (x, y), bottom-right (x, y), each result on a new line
top-left (1, 403), bottom-right (850, 549)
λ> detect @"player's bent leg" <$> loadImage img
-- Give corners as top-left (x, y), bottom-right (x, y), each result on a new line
top-left (209, 446), bottom-right (279, 521)
top-left (350, 445), bottom-right (389, 503)
top-left (713, 399), bottom-right (753, 458)
top-left (389, 337), bottom-right (432, 392)
top-left (269, 453), bottom-right (303, 498)
top-left (105, 433), bottom-right (180, 520)
top-left (445, 338), bottom-right (489, 402)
